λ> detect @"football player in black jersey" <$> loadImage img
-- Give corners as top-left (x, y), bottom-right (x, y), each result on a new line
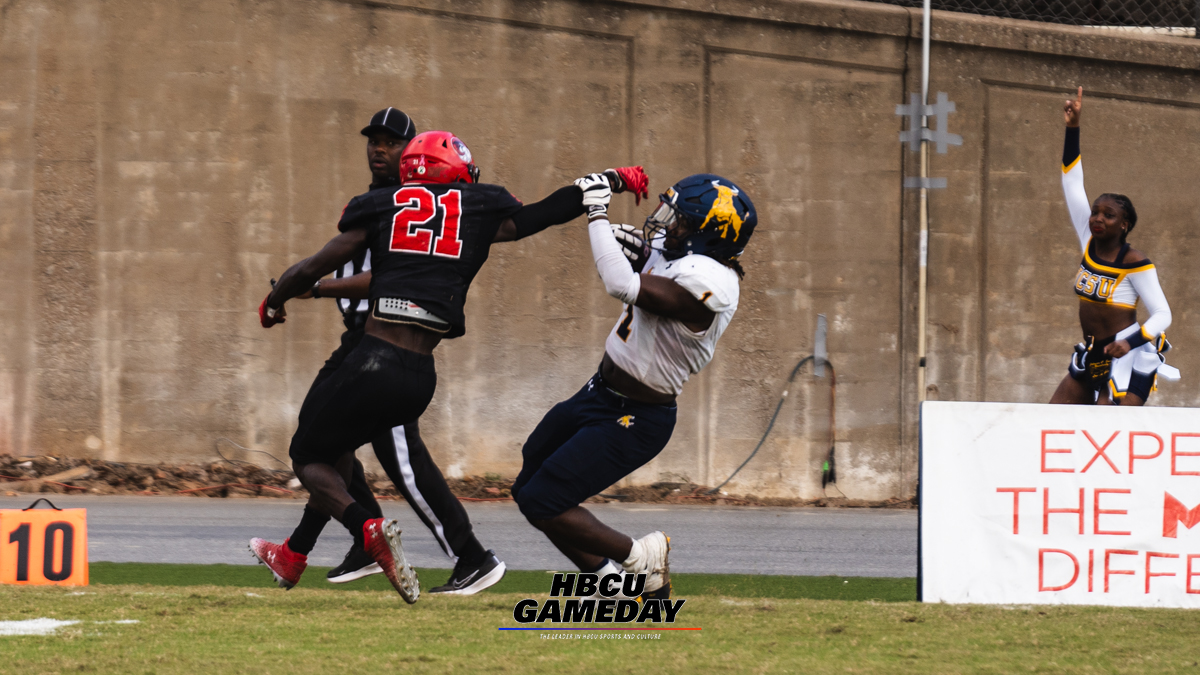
top-left (251, 108), bottom-right (514, 596)
top-left (256, 127), bottom-right (647, 602)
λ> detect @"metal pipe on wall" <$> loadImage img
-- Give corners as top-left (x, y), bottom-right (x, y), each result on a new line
top-left (916, 0), bottom-right (931, 404)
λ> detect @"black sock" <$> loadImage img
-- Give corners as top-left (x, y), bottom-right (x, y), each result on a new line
top-left (586, 557), bottom-right (612, 573)
top-left (287, 505), bottom-right (330, 556)
top-left (348, 460), bottom-right (384, 519)
top-left (342, 502), bottom-right (376, 548)
top-left (456, 537), bottom-right (489, 568)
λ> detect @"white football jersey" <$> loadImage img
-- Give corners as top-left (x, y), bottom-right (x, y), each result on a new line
top-left (604, 249), bottom-right (740, 396)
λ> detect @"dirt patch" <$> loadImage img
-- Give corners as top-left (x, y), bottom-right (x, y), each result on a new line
top-left (0, 454), bottom-right (298, 498)
top-left (0, 454), bottom-right (915, 509)
top-left (597, 481), bottom-right (915, 509)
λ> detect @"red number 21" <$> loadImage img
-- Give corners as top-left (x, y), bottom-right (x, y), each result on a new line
top-left (389, 187), bottom-right (463, 258)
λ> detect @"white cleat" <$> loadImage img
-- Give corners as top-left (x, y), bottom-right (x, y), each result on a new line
top-left (577, 559), bottom-right (634, 599)
top-left (623, 531), bottom-right (670, 594)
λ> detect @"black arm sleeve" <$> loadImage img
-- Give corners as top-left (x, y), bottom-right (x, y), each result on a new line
top-left (1063, 126), bottom-right (1080, 168)
top-left (510, 185), bottom-right (585, 240)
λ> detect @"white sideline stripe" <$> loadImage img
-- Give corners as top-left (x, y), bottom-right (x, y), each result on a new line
top-left (392, 425), bottom-right (455, 561)
top-left (0, 619), bottom-right (80, 636)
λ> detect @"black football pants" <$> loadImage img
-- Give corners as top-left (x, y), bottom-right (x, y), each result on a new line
top-left (308, 327), bottom-right (479, 561)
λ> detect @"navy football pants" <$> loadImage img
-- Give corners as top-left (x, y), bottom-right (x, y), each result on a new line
top-left (512, 373), bottom-right (677, 520)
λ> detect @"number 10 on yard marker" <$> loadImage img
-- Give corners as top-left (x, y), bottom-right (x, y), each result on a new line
top-left (0, 507), bottom-right (88, 585)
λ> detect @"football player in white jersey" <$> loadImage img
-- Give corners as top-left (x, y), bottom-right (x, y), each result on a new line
top-left (510, 172), bottom-right (756, 598)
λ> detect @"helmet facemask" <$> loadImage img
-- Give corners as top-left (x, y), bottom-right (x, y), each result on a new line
top-left (643, 197), bottom-right (698, 260)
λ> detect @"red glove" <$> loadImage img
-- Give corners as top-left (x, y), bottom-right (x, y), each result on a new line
top-left (605, 166), bottom-right (650, 206)
top-left (259, 294), bottom-right (286, 328)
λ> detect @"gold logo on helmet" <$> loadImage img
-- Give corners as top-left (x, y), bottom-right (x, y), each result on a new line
top-left (617, 415), bottom-right (635, 428)
top-left (701, 183), bottom-right (744, 239)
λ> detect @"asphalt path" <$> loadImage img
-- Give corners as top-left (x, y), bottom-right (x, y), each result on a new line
top-left (0, 495), bottom-right (917, 577)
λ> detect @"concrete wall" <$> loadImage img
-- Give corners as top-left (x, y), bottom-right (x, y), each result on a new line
top-left (3, 0), bottom-right (1199, 499)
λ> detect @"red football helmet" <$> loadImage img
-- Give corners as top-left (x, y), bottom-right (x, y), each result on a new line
top-left (399, 131), bottom-right (480, 184)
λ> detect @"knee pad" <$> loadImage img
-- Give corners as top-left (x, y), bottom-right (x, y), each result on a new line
top-left (513, 479), bottom-right (563, 521)
top-left (514, 489), bottom-right (542, 520)
top-left (512, 481), bottom-right (536, 512)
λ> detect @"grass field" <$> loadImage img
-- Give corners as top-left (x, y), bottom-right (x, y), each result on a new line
top-left (3, 564), bottom-right (1199, 674)
top-left (89, 562), bottom-right (917, 601)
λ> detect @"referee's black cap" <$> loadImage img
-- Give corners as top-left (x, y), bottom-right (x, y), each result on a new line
top-left (361, 108), bottom-right (417, 141)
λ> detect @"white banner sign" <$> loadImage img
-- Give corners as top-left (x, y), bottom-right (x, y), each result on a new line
top-left (921, 401), bottom-right (1200, 608)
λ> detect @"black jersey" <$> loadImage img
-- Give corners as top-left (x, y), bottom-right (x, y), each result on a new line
top-left (337, 182), bottom-right (523, 339)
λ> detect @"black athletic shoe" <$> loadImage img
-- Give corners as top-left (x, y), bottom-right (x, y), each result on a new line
top-left (428, 550), bottom-right (507, 595)
top-left (326, 544), bottom-right (382, 584)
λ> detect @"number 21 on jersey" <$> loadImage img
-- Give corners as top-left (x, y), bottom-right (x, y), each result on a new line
top-left (390, 186), bottom-right (463, 258)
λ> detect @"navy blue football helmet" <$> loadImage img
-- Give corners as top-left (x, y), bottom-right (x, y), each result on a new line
top-left (643, 174), bottom-right (756, 262)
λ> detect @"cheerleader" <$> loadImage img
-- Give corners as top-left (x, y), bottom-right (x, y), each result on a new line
top-left (1050, 87), bottom-right (1179, 406)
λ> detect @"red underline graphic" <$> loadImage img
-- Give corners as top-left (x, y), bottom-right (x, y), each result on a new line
top-left (499, 627), bottom-right (701, 631)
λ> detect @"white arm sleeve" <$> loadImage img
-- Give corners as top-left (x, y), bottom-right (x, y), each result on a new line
top-left (1129, 267), bottom-right (1172, 340)
top-left (589, 217), bottom-right (641, 304)
top-left (1061, 159), bottom-right (1091, 251)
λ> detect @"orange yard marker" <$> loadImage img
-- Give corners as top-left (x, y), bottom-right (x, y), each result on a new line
top-left (0, 499), bottom-right (88, 586)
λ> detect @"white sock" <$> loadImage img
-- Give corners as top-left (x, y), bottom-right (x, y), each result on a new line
top-left (595, 559), bottom-right (622, 577)
top-left (621, 537), bottom-right (644, 572)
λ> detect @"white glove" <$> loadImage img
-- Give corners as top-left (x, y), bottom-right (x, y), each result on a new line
top-left (611, 222), bottom-right (650, 273)
top-left (575, 173), bottom-right (612, 219)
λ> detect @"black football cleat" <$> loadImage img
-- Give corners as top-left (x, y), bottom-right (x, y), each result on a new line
top-left (428, 550), bottom-right (507, 595)
top-left (326, 544), bottom-right (382, 584)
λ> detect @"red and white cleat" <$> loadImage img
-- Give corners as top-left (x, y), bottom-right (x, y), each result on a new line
top-left (363, 518), bottom-right (420, 604)
top-left (249, 537), bottom-right (307, 590)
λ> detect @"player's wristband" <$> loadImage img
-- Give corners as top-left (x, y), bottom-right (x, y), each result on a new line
top-left (311, 280), bottom-right (322, 299)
